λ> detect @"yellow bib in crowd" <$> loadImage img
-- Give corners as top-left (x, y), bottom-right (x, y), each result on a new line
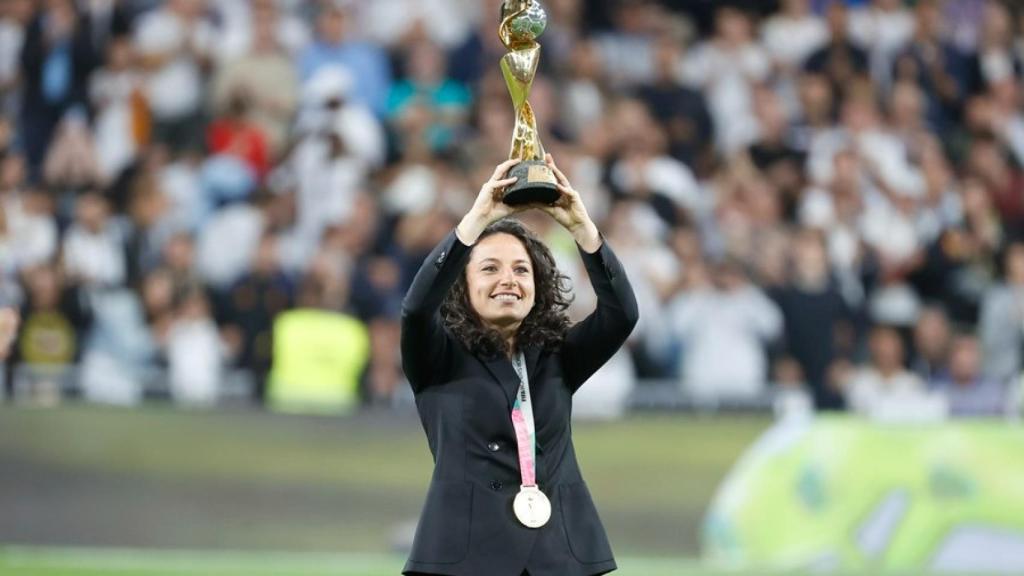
top-left (268, 309), bottom-right (370, 414)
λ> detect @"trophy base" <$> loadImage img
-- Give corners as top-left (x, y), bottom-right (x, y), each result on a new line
top-left (502, 161), bottom-right (561, 206)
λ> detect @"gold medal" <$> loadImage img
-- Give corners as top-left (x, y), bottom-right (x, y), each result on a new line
top-left (513, 485), bottom-right (551, 528)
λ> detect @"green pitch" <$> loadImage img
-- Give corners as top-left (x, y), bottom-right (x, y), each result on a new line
top-left (0, 408), bottom-right (949, 575)
top-left (0, 547), bottom-right (929, 576)
top-left (0, 548), bottom-right (714, 576)
top-left (0, 407), bottom-right (768, 556)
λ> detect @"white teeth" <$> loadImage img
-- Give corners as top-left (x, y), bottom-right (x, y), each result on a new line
top-left (492, 294), bottom-right (520, 302)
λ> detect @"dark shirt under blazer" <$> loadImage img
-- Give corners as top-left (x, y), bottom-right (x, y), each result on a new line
top-left (401, 230), bottom-right (639, 576)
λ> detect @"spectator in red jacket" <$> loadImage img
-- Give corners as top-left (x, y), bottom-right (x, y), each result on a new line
top-left (206, 89), bottom-right (270, 180)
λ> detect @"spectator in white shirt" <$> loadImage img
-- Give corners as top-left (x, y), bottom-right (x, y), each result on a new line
top-left (133, 0), bottom-right (215, 152)
top-left (807, 91), bottom-right (925, 199)
top-left (89, 36), bottom-right (143, 183)
top-left (847, 0), bottom-right (916, 91)
top-left (671, 257), bottom-right (783, 404)
top-left (289, 67), bottom-right (383, 256)
top-left (356, 0), bottom-right (473, 50)
top-left (295, 66), bottom-right (386, 168)
top-left (0, 154), bottom-right (57, 277)
top-left (166, 285), bottom-right (223, 407)
top-left (682, 6), bottom-right (770, 155)
top-left (843, 324), bottom-right (947, 421)
top-left (213, 0), bottom-right (310, 61)
top-left (61, 192), bottom-right (126, 288)
top-left (761, 0), bottom-right (829, 72)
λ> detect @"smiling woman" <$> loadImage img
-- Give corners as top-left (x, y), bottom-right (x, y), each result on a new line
top-left (400, 156), bottom-right (639, 576)
top-left (469, 236), bottom-right (536, 324)
top-left (440, 219), bottom-right (573, 360)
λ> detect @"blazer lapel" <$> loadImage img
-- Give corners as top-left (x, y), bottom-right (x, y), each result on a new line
top-left (483, 356), bottom-right (520, 409)
top-left (524, 345), bottom-right (542, 382)
top-left (482, 346), bottom-right (544, 409)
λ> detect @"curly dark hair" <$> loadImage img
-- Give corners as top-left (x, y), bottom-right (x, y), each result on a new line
top-left (441, 219), bottom-right (573, 358)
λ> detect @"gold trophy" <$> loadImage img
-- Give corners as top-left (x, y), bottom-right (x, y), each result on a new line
top-left (499, 1), bottom-right (560, 206)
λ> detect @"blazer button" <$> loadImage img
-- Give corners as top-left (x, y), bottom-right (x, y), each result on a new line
top-left (435, 250), bottom-right (447, 266)
top-left (489, 480), bottom-right (503, 491)
top-left (487, 441), bottom-right (501, 452)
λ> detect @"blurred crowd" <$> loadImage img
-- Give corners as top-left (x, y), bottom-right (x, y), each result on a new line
top-left (1, 0), bottom-right (1023, 419)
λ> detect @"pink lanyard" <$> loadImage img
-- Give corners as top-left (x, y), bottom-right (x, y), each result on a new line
top-left (510, 352), bottom-right (537, 487)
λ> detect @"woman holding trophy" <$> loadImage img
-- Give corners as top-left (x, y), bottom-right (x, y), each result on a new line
top-left (400, 4), bottom-right (637, 574)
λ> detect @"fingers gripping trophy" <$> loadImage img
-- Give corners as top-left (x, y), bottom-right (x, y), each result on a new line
top-left (499, 1), bottom-right (561, 206)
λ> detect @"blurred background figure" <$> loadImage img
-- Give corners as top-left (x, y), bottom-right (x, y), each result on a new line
top-left (298, 1), bottom-right (391, 117)
top-left (0, 307), bottom-right (18, 400)
top-left (910, 304), bottom-right (952, 383)
top-left (166, 284), bottom-right (223, 407)
top-left (210, 0), bottom-right (299, 157)
top-left (762, 0), bottom-right (827, 80)
top-left (842, 324), bottom-right (947, 421)
top-left (18, 0), bottom-right (98, 182)
top-left (387, 39), bottom-right (472, 157)
top-left (804, 2), bottom-right (869, 98)
top-left (132, 0), bottom-right (214, 154)
top-left (61, 191), bottom-right (126, 289)
top-left (11, 263), bottom-right (90, 403)
top-left (847, 0), bottom-right (915, 91)
top-left (770, 228), bottom-right (851, 410)
top-left (979, 241), bottom-right (1024, 385)
top-left (671, 257), bottom-right (782, 405)
top-left (930, 333), bottom-right (1006, 417)
top-left (220, 231), bottom-right (295, 403)
top-left (681, 6), bottom-right (770, 155)
top-left (267, 249), bottom-right (369, 414)
top-left (89, 35), bottom-right (145, 185)
top-left (0, 307), bottom-right (18, 360)
top-left (0, 1), bottom-right (35, 114)
top-left (0, 153), bottom-right (58, 282)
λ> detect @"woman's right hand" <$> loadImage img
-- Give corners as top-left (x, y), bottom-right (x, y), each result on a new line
top-left (456, 159), bottom-right (522, 245)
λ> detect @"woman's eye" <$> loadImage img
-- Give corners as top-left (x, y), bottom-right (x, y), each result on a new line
top-left (515, 267), bottom-right (530, 274)
top-left (483, 265), bottom-right (497, 272)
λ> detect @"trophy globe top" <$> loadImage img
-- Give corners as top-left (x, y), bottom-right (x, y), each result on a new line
top-left (501, 1), bottom-right (547, 46)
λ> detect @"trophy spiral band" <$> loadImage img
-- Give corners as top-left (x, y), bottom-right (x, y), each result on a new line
top-left (499, 1), bottom-right (560, 206)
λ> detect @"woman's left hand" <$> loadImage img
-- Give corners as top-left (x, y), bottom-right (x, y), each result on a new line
top-left (539, 154), bottom-right (602, 253)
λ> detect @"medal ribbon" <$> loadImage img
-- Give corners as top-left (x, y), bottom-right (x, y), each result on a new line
top-left (510, 351), bottom-right (537, 487)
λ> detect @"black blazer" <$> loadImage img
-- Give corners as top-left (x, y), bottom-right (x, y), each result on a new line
top-left (401, 230), bottom-right (639, 576)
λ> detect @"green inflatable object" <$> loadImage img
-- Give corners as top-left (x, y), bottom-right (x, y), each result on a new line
top-left (703, 416), bottom-right (1024, 573)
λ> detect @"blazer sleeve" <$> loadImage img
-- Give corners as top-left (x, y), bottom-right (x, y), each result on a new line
top-left (401, 230), bottom-right (473, 393)
top-left (562, 239), bottom-right (639, 393)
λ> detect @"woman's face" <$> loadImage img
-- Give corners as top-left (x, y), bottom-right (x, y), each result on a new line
top-left (466, 233), bottom-right (536, 332)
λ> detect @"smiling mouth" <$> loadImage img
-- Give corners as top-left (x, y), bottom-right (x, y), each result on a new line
top-left (491, 293), bottom-right (521, 302)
